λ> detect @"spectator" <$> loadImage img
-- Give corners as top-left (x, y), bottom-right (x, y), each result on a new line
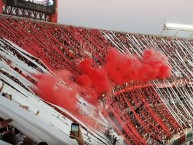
top-left (2, 93), bottom-right (12, 101)
top-left (22, 137), bottom-right (36, 145)
top-left (15, 128), bottom-right (25, 145)
top-left (19, 105), bottom-right (29, 111)
top-left (2, 131), bottom-right (17, 145)
top-left (0, 82), bottom-right (12, 100)
top-left (0, 82), bottom-right (4, 93)
top-left (0, 119), bottom-right (12, 129)
top-left (35, 111), bottom-right (40, 116)
top-left (113, 137), bottom-right (119, 145)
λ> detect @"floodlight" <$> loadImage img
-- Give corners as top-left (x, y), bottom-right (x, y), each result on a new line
top-left (164, 23), bottom-right (193, 32)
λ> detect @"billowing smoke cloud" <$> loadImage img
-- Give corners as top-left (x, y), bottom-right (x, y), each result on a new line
top-left (76, 48), bottom-right (171, 91)
top-left (76, 59), bottom-right (112, 95)
top-left (104, 48), bottom-right (171, 84)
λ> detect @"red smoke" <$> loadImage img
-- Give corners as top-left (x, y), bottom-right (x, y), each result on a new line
top-left (34, 74), bottom-right (77, 112)
top-left (142, 49), bottom-right (171, 79)
top-left (76, 48), bottom-right (171, 90)
top-left (103, 48), bottom-right (171, 84)
top-left (76, 59), bottom-right (112, 96)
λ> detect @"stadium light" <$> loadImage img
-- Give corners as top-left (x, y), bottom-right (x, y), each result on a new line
top-left (164, 23), bottom-right (193, 32)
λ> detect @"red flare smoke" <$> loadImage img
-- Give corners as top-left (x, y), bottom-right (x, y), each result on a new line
top-left (34, 74), bottom-right (77, 112)
top-left (76, 59), bottom-right (112, 96)
top-left (103, 48), bottom-right (171, 84)
top-left (75, 48), bottom-right (171, 94)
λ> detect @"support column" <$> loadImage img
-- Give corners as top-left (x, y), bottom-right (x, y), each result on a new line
top-left (0, 0), bottom-right (4, 14)
top-left (49, 0), bottom-right (58, 23)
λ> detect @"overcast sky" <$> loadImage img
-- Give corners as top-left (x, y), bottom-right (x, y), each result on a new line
top-left (58, 0), bottom-right (193, 36)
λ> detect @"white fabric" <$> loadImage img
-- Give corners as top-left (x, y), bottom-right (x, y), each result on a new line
top-left (0, 96), bottom-right (75, 145)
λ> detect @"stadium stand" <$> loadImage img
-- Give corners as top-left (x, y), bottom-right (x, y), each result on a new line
top-left (1, 14), bottom-right (193, 145)
top-left (0, 36), bottom-right (113, 145)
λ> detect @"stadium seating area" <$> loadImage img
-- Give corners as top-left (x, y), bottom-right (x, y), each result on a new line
top-left (0, 37), bottom-right (112, 145)
top-left (109, 87), bottom-right (183, 144)
top-left (103, 31), bottom-right (193, 78)
top-left (1, 14), bottom-right (193, 144)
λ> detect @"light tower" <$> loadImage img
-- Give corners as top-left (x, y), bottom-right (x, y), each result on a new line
top-left (164, 23), bottom-right (193, 32)
top-left (162, 23), bottom-right (193, 38)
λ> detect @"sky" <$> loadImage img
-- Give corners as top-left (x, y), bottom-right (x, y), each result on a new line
top-left (58, 0), bottom-right (193, 36)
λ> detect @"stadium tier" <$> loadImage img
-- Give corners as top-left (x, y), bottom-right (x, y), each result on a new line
top-left (1, 14), bottom-right (193, 145)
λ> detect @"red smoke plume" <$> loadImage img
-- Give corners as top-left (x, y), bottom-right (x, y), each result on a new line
top-left (76, 48), bottom-right (171, 90)
top-left (76, 59), bottom-right (112, 96)
top-left (34, 74), bottom-right (77, 112)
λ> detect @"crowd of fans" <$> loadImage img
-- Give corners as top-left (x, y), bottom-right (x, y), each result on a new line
top-left (158, 86), bottom-right (193, 129)
top-left (106, 85), bottom-right (192, 144)
top-left (0, 16), bottom-right (113, 73)
top-left (0, 40), bottom-right (110, 144)
top-left (106, 83), bottom-right (193, 144)
top-left (0, 69), bottom-right (31, 92)
top-left (101, 30), bottom-right (193, 144)
top-left (0, 39), bottom-right (109, 144)
top-left (3, 14), bottom-right (193, 78)
top-left (0, 40), bottom-right (41, 85)
top-left (0, 38), bottom-right (45, 72)
top-left (103, 31), bottom-right (193, 78)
